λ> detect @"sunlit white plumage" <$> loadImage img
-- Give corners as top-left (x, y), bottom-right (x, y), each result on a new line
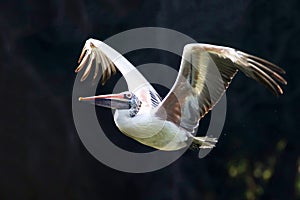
top-left (76, 38), bottom-right (286, 151)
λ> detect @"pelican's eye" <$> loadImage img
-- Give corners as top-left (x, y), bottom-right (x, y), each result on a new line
top-left (125, 93), bottom-right (132, 99)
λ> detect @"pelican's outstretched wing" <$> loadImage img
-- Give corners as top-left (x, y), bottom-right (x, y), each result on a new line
top-left (75, 38), bottom-right (162, 103)
top-left (155, 43), bottom-right (287, 132)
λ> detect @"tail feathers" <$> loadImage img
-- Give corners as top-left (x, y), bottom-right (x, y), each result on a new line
top-left (192, 136), bottom-right (218, 149)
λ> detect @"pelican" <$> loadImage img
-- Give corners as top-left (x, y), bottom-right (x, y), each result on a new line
top-left (75, 38), bottom-right (286, 151)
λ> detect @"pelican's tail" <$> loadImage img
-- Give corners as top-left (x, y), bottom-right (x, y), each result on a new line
top-left (191, 136), bottom-right (218, 149)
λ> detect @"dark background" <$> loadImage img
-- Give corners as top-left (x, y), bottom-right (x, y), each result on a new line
top-left (1, 0), bottom-right (299, 199)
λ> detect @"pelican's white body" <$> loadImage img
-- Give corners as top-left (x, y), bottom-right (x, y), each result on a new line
top-left (114, 110), bottom-right (191, 150)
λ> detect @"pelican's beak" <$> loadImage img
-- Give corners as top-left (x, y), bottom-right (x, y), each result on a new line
top-left (78, 93), bottom-right (130, 109)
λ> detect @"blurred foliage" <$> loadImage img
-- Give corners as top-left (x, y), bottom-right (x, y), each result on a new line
top-left (225, 139), bottom-right (289, 199)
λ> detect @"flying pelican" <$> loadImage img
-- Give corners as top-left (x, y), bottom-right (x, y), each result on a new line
top-left (75, 39), bottom-right (286, 151)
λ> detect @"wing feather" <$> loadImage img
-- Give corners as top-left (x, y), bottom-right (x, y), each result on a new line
top-left (75, 38), bottom-right (162, 103)
top-left (76, 41), bottom-right (117, 84)
top-left (155, 43), bottom-right (286, 132)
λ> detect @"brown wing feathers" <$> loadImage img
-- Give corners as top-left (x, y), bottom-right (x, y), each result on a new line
top-left (234, 51), bottom-right (287, 96)
top-left (156, 44), bottom-right (286, 132)
top-left (75, 42), bottom-right (117, 84)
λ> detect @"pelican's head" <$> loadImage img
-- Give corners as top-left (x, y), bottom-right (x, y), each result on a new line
top-left (79, 91), bottom-right (142, 117)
